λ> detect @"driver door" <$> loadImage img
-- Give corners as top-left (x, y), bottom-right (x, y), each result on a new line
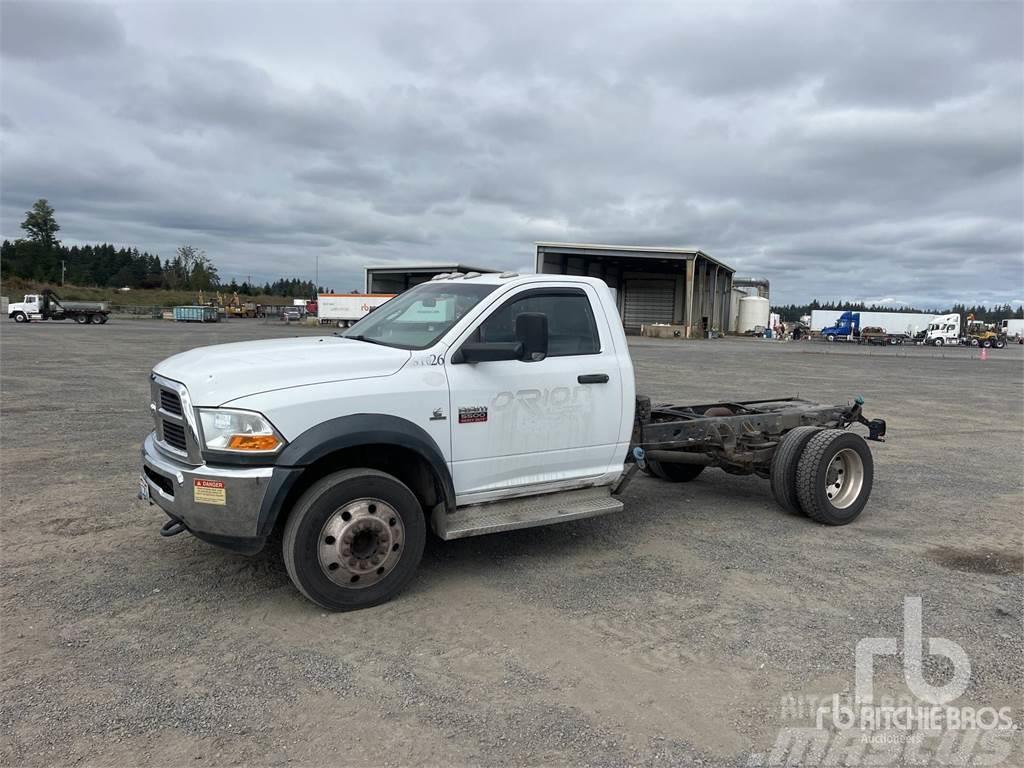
top-left (445, 284), bottom-right (623, 502)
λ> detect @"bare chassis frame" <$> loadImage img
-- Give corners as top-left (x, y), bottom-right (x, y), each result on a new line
top-left (628, 396), bottom-right (887, 478)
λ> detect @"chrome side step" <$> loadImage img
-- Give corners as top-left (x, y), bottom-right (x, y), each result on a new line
top-left (434, 486), bottom-right (624, 540)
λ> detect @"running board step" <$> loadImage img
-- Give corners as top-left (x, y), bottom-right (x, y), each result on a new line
top-left (435, 486), bottom-right (624, 540)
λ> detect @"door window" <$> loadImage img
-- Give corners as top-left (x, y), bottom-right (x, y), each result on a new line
top-left (474, 290), bottom-right (601, 357)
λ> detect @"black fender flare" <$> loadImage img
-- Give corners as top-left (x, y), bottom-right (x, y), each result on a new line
top-left (256, 414), bottom-right (454, 537)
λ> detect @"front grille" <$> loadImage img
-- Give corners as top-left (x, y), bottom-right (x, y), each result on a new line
top-left (162, 420), bottom-right (187, 451)
top-left (144, 466), bottom-right (174, 497)
top-left (160, 389), bottom-right (183, 415)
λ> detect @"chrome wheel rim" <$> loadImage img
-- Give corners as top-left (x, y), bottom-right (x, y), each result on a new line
top-left (318, 498), bottom-right (404, 589)
top-left (824, 448), bottom-right (864, 509)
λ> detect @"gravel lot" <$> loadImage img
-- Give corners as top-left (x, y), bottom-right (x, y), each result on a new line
top-left (2, 320), bottom-right (1021, 767)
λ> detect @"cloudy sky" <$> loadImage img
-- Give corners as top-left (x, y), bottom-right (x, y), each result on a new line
top-left (1, 1), bottom-right (1021, 306)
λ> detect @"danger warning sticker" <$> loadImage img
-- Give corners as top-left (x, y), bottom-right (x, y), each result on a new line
top-left (193, 478), bottom-right (226, 506)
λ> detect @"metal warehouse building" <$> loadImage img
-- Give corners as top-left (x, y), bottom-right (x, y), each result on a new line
top-left (535, 242), bottom-right (735, 337)
top-left (364, 263), bottom-right (498, 294)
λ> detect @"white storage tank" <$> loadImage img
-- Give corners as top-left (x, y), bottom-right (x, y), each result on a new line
top-left (737, 296), bottom-right (770, 333)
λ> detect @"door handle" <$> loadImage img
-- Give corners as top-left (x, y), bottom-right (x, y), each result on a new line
top-left (578, 373), bottom-right (609, 384)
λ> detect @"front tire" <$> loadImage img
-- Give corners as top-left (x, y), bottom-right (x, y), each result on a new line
top-left (282, 468), bottom-right (425, 611)
top-left (826, 334), bottom-right (836, 343)
top-left (934, 338), bottom-right (944, 346)
top-left (769, 426), bottom-right (822, 515)
top-left (12, 312), bottom-right (27, 323)
top-left (795, 430), bottom-right (874, 525)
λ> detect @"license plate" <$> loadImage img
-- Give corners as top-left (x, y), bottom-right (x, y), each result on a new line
top-left (138, 476), bottom-right (150, 501)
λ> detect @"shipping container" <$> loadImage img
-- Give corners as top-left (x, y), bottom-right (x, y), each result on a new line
top-left (810, 309), bottom-right (935, 336)
top-left (173, 305), bottom-right (220, 323)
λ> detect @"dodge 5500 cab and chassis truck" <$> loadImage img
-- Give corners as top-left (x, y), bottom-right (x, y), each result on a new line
top-left (139, 272), bottom-right (887, 611)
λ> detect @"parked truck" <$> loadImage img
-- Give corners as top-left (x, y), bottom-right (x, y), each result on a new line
top-left (1000, 319), bottom-right (1024, 341)
top-left (317, 293), bottom-right (395, 327)
top-left (811, 310), bottom-right (936, 340)
top-left (820, 310), bottom-right (861, 342)
top-left (925, 313), bottom-right (1007, 348)
top-left (8, 290), bottom-right (110, 324)
top-left (139, 272), bottom-right (888, 611)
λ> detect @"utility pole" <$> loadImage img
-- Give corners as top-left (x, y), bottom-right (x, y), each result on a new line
top-left (61, 260), bottom-right (66, 286)
top-left (315, 254), bottom-right (319, 294)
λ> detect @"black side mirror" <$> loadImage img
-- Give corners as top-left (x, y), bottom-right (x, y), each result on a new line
top-left (459, 341), bottom-right (524, 363)
top-left (515, 312), bottom-right (548, 361)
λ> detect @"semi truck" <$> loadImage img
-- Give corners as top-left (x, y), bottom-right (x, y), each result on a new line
top-left (999, 319), bottom-right (1024, 341)
top-left (317, 293), bottom-right (395, 327)
top-left (819, 311), bottom-right (860, 342)
top-left (925, 314), bottom-right (1007, 348)
top-left (7, 290), bottom-right (110, 324)
top-left (811, 310), bottom-right (936, 340)
top-left (139, 272), bottom-right (888, 611)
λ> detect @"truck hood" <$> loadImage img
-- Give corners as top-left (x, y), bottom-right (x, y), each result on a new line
top-left (153, 337), bottom-right (410, 406)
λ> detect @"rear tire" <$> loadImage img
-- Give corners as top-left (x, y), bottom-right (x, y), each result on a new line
top-left (645, 458), bottom-right (706, 482)
top-left (795, 430), bottom-right (874, 525)
top-left (769, 426), bottom-right (822, 515)
top-left (97, 314), bottom-right (108, 324)
top-left (982, 339), bottom-right (992, 348)
top-left (995, 339), bottom-right (1005, 349)
top-left (282, 468), bottom-right (425, 611)
top-left (74, 315), bottom-right (87, 324)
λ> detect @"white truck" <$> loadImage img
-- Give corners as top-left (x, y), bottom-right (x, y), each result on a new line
top-left (139, 273), bottom-right (887, 611)
top-left (317, 293), bottom-right (395, 327)
top-left (924, 314), bottom-right (960, 345)
top-left (1000, 318), bottom-right (1024, 341)
top-left (8, 290), bottom-right (110, 324)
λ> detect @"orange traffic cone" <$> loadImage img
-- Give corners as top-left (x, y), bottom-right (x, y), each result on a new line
top-left (980, 347), bottom-right (988, 361)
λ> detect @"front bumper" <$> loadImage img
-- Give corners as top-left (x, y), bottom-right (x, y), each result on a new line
top-left (140, 432), bottom-right (275, 554)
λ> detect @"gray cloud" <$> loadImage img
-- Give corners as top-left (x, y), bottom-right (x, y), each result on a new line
top-left (1, 1), bottom-right (1021, 304)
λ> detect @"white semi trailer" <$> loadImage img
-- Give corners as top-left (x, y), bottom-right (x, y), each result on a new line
top-left (317, 293), bottom-right (395, 327)
top-left (810, 310), bottom-right (936, 337)
top-left (1000, 319), bottom-right (1024, 340)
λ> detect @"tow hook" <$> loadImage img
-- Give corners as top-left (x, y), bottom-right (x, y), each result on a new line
top-left (160, 518), bottom-right (187, 537)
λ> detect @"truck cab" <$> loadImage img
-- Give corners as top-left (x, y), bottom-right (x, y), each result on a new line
top-left (820, 311), bottom-right (860, 342)
top-left (140, 273), bottom-right (634, 609)
top-left (8, 294), bottom-right (41, 322)
top-left (925, 314), bottom-right (960, 346)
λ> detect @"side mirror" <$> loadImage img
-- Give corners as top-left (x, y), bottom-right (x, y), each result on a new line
top-left (459, 341), bottom-right (524, 363)
top-left (515, 312), bottom-right (548, 361)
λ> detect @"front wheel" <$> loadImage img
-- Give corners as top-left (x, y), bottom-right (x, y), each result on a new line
top-left (12, 312), bottom-right (27, 323)
top-left (826, 334), bottom-right (836, 343)
top-left (995, 339), bottom-right (1005, 349)
top-left (282, 468), bottom-right (426, 611)
top-left (934, 338), bottom-right (944, 346)
top-left (795, 430), bottom-right (874, 525)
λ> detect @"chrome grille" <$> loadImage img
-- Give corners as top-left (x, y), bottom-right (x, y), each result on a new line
top-left (162, 420), bottom-right (187, 451)
top-left (159, 389), bottom-right (183, 415)
top-left (151, 374), bottom-right (202, 465)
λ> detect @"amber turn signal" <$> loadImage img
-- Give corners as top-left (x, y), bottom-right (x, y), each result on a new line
top-left (227, 434), bottom-right (281, 451)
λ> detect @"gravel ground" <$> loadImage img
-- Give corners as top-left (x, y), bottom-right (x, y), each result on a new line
top-left (1, 320), bottom-right (1021, 767)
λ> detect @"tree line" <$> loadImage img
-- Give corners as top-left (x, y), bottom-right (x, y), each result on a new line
top-left (1, 199), bottom-right (328, 298)
top-left (771, 299), bottom-right (1024, 323)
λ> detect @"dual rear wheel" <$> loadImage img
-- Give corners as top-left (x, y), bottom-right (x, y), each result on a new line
top-left (771, 428), bottom-right (873, 525)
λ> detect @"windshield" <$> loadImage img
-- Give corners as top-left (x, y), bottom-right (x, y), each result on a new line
top-left (343, 281), bottom-right (498, 349)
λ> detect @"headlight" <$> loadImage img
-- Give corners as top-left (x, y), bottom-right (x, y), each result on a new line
top-left (198, 408), bottom-right (285, 454)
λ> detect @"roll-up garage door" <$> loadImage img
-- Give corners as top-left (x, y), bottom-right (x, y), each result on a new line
top-left (623, 279), bottom-right (675, 334)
